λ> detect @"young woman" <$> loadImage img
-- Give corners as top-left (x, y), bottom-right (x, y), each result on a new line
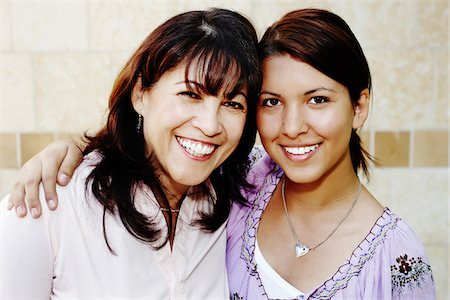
top-left (6, 8), bottom-right (435, 300)
top-left (1, 8), bottom-right (261, 298)
top-left (227, 9), bottom-right (435, 299)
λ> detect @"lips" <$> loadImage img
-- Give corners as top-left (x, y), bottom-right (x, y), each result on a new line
top-left (284, 143), bottom-right (320, 155)
top-left (176, 137), bottom-right (217, 157)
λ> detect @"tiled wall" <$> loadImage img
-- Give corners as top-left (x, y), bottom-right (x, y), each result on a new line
top-left (0, 1), bottom-right (448, 299)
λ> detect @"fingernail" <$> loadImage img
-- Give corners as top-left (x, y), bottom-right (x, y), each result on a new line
top-left (48, 199), bottom-right (56, 210)
top-left (58, 173), bottom-right (69, 185)
top-left (31, 207), bottom-right (39, 218)
top-left (16, 206), bottom-right (25, 216)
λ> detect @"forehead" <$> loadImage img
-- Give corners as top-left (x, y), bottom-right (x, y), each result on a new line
top-left (261, 55), bottom-right (344, 94)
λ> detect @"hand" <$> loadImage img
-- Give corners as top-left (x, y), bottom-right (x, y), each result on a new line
top-left (7, 140), bottom-right (83, 218)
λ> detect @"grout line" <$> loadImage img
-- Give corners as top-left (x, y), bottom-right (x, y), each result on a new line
top-left (16, 132), bottom-right (21, 168)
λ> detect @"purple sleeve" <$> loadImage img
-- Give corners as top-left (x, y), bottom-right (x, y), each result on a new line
top-left (389, 220), bottom-right (436, 299)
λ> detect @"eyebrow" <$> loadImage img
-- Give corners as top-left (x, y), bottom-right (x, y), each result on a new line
top-left (176, 80), bottom-right (204, 88)
top-left (259, 91), bottom-right (281, 97)
top-left (259, 87), bottom-right (337, 97)
top-left (176, 80), bottom-right (248, 99)
top-left (304, 87), bottom-right (337, 95)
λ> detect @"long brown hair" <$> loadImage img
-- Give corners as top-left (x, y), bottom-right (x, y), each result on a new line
top-left (259, 8), bottom-right (374, 177)
top-left (83, 8), bottom-right (261, 250)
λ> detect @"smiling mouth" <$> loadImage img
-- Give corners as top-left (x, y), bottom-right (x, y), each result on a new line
top-left (177, 137), bottom-right (217, 157)
top-left (283, 143), bottom-right (320, 155)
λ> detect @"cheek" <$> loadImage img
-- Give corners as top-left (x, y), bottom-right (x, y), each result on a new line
top-left (256, 111), bottom-right (279, 141)
top-left (222, 112), bottom-right (247, 147)
top-left (231, 116), bottom-right (247, 144)
top-left (315, 111), bottom-right (353, 140)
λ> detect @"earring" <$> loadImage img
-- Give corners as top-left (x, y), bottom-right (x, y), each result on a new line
top-left (136, 114), bottom-right (143, 133)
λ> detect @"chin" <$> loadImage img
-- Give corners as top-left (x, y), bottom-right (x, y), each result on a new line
top-left (172, 172), bottom-right (210, 187)
top-left (284, 170), bottom-right (324, 184)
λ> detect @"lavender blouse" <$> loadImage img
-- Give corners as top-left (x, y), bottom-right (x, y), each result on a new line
top-left (226, 149), bottom-right (435, 300)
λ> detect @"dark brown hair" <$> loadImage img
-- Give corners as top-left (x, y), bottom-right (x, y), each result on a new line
top-left (83, 8), bottom-right (261, 250)
top-left (259, 8), bottom-right (374, 177)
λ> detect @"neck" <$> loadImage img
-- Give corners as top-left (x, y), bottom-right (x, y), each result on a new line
top-left (283, 167), bottom-right (360, 210)
top-left (159, 177), bottom-right (190, 209)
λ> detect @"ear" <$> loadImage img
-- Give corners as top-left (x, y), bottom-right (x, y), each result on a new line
top-left (131, 77), bottom-right (144, 114)
top-left (352, 88), bottom-right (370, 129)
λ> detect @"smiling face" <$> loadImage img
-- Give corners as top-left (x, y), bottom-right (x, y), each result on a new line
top-left (257, 55), bottom-right (369, 184)
top-left (132, 63), bottom-right (248, 194)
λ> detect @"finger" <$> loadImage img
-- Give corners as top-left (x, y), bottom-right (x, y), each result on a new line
top-left (9, 182), bottom-right (27, 217)
top-left (56, 142), bottom-right (83, 186)
top-left (41, 155), bottom-right (61, 211)
top-left (22, 161), bottom-right (44, 218)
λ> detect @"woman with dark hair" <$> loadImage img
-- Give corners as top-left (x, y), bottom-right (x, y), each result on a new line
top-left (227, 9), bottom-right (435, 299)
top-left (7, 8), bottom-right (435, 300)
top-left (1, 8), bottom-right (261, 298)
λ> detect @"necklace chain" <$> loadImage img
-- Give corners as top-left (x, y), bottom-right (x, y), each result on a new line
top-left (160, 207), bottom-right (180, 213)
top-left (281, 177), bottom-right (362, 257)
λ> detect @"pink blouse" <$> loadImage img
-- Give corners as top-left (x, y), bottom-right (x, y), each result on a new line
top-left (1, 152), bottom-right (229, 299)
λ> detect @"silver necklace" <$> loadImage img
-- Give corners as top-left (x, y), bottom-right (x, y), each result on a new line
top-left (160, 207), bottom-right (180, 214)
top-left (281, 177), bottom-right (362, 257)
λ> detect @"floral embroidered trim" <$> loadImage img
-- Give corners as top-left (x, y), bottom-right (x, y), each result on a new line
top-left (391, 254), bottom-right (433, 297)
top-left (310, 209), bottom-right (399, 299)
top-left (230, 292), bottom-right (244, 300)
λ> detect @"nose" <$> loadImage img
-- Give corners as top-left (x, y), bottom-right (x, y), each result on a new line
top-left (281, 104), bottom-right (309, 138)
top-left (192, 99), bottom-right (223, 137)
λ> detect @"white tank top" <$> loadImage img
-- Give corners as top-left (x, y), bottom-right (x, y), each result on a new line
top-left (254, 239), bottom-right (306, 299)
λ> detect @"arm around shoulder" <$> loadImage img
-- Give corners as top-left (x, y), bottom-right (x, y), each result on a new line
top-left (388, 218), bottom-right (436, 299)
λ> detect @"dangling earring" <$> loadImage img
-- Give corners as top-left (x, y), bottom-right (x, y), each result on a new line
top-left (136, 114), bottom-right (143, 133)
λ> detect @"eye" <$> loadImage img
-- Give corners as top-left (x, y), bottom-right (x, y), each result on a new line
top-left (308, 96), bottom-right (329, 105)
top-left (223, 101), bottom-right (245, 111)
top-left (178, 91), bottom-right (201, 99)
top-left (261, 98), bottom-right (281, 107)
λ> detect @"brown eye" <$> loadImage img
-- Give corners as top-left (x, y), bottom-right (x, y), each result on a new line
top-left (223, 101), bottom-right (245, 110)
top-left (308, 96), bottom-right (329, 105)
top-left (178, 91), bottom-right (201, 99)
top-left (261, 98), bottom-right (281, 107)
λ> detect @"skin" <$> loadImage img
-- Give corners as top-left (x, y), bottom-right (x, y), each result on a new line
top-left (8, 63), bottom-right (248, 219)
top-left (256, 55), bottom-right (383, 293)
top-left (8, 51), bottom-right (386, 295)
top-left (132, 63), bottom-right (247, 205)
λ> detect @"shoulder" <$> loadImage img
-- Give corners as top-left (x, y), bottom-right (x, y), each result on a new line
top-left (227, 147), bottom-right (282, 242)
top-left (376, 209), bottom-right (435, 298)
top-left (246, 145), bottom-right (279, 187)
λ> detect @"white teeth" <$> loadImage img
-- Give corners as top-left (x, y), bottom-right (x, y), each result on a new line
top-left (177, 137), bottom-right (215, 157)
top-left (285, 144), bottom-right (319, 155)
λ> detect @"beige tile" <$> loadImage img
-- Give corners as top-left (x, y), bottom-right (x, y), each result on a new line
top-left (10, 2), bottom-right (87, 51)
top-left (33, 53), bottom-right (111, 133)
top-left (0, 1), bottom-right (11, 51)
top-left (389, 169), bottom-right (447, 245)
top-left (424, 244), bottom-right (448, 300)
top-left (367, 50), bottom-right (435, 129)
top-left (20, 133), bottom-right (54, 165)
top-left (374, 131), bottom-right (410, 167)
top-left (0, 133), bottom-right (17, 168)
top-left (0, 54), bottom-right (35, 131)
top-left (436, 51), bottom-right (448, 126)
top-left (329, 2), bottom-right (416, 49)
top-left (0, 169), bottom-right (20, 199)
top-left (414, 131), bottom-right (448, 167)
top-left (416, 1), bottom-right (448, 48)
top-left (88, 2), bottom-right (171, 51)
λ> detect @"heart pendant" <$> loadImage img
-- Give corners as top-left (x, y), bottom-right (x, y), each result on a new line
top-left (295, 242), bottom-right (309, 257)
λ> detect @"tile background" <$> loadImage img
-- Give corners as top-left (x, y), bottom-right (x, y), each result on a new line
top-left (0, 1), bottom-right (448, 298)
